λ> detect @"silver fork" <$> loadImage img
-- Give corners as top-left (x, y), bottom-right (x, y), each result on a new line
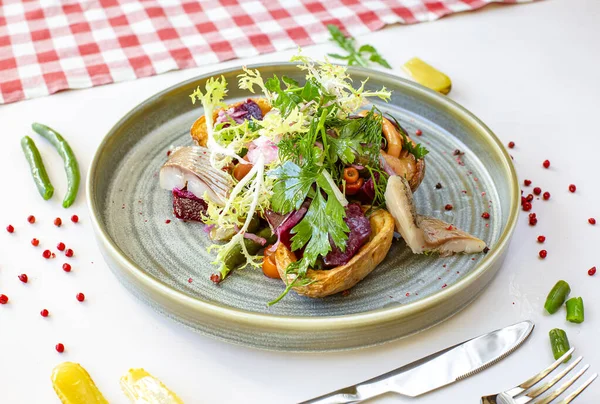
top-left (481, 347), bottom-right (597, 404)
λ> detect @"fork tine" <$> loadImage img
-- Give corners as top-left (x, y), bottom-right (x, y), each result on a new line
top-left (523, 356), bottom-right (583, 399)
top-left (534, 364), bottom-right (590, 404)
top-left (558, 373), bottom-right (598, 404)
top-left (513, 347), bottom-right (576, 391)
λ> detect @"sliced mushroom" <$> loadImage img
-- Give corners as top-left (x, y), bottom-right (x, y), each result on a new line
top-left (384, 175), bottom-right (486, 256)
top-left (357, 110), bottom-right (426, 191)
top-left (358, 110), bottom-right (403, 158)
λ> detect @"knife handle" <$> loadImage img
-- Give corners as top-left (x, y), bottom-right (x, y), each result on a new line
top-left (299, 381), bottom-right (389, 404)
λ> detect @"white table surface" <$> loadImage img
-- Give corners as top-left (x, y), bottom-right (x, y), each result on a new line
top-left (1, 0), bottom-right (599, 402)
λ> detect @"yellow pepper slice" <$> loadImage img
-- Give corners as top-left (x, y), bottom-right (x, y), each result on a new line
top-left (120, 368), bottom-right (184, 404)
top-left (51, 362), bottom-right (108, 404)
top-left (403, 57), bottom-right (452, 95)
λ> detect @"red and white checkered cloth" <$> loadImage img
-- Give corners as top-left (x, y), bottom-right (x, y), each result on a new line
top-left (0, 0), bottom-right (532, 104)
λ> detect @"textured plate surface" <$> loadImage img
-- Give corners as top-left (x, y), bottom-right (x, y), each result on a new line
top-left (88, 63), bottom-right (519, 351)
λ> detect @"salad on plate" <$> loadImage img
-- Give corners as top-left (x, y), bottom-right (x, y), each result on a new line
top-left (159, 53), bottom-right (486, 304)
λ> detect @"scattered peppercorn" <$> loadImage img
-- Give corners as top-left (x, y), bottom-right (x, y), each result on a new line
top-left (165, 219), bottom-right (171, 224)
top-left (65, 249), bottom-right (73, 258)
top-left (445, 204), bottom-right (453, 211)
top-left (71, 215), bottom-right (79, 223)
top-left (62, 263), bottom-right (71, 272)
top-left (6, 225), bottom-right (14, 233)
top-left (54, 217), bottom-right (62, 227)
top-left (18, 274), bottom-right (28, 283)
top-left (483, 247), bottom-right (490, 254)
top-left (31, 238), bottom-right (39, 247)
top-left (43, 250), bottom-right (51, 259)
top-left (538, 235), bottom-right (546, 243)
top-left (589, 267), bottom-right (597, 276)
top-left (210, 273), bottom-right (221, 283)
top-left (415, 129), bottom-right (422, 136)
top-left (539, 250), bottom-right (547, 259)
top-left (533, 187), bottom-right (541, 195)
top-left (543, 192), bottom-right (551, 200)
top-left (55, 343), bottom-right (64, 353)
top-left (435, 183), bottom-right (442, 189)
top-left (40, 309), bottom-right (49, 317)
top-left (526, 194), bottom-right (534, 202)
top-left (529, 217), bottom-right (538, 226)
top-left (57, 242), bottom-right (65, 251)
top-left (0, 295), bottom-right (8, 304)
top-left (481, 212), bottom-right (490, 219)
top-left (543, 160), bottom-right (550, 168)
top-left (589, 218), bottom-right (596, 225)
top-left (453, 149), bottom-right (463, 156)
top-left (522, 202), bottom-right (532, 212)
top-left (508, 141), bottom-right (515, 149)
top-left (27, 215), bottom-right (35, 224)
top-left (569, 184), bottom-right (576, 193)
top-left (524, 179), bottom-right (532, 186)
top-left (76, 293), bottom-right (85, 302)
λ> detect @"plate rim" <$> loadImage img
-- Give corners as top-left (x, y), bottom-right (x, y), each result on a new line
top-left (87, 62), bottom-right (519, 331)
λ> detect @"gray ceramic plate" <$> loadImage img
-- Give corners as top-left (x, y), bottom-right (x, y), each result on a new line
top-left (88, 63), bottom-right (518, 351)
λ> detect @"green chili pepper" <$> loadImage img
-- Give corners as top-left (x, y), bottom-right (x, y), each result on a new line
top-left (31, 123), bottom-right (80, 208)
top-left (544, 280), bottom-right (571, 314)
top-left (549, 328), bottom-right (571, 362)
top-left (21, 136), bottom-right (54, 200)
top-left (566, 297), bottom-right (584, 323)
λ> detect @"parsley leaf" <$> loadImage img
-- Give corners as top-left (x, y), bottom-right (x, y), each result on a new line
top-left (281, 75), bottom-right (299, 89)
top-left (328, 108), bottom-right (383, 166)
top-left (269, 161), bottom-right (318, 215)
top-left (328, 132), bottom-right (360, 165)
top-left (327, 25), bottom-right (391, 69)
top-left (265, 75), bottom-right (303, 118)
top-left (289, 186), bottom-right (349, 275)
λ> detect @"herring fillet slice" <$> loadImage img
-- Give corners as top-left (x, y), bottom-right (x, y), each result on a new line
top-left (160, 146), bottom-right (233, 206)
top-left (120, 368), bottom-right (184, 404)
top-left (385, 175), bottom-right (486, 255)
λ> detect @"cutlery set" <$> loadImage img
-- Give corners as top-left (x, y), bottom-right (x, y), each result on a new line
top-left (302, 321), bottom-right (596, 403)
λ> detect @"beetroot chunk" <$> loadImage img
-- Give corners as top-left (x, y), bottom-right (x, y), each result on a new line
top-left (216, 99), bottom-right (264, 125)
top-left (324, 203), bottom-right (371, 268)
top-left (239, 99), bottom-right (263, 121)
top-left (172, 188), bottom-right (207, 222)
top-left (276, 200), bottom-right (311, 249)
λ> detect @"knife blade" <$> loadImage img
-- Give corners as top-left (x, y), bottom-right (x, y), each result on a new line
top-left (300, 320), bottom-right (534, 404)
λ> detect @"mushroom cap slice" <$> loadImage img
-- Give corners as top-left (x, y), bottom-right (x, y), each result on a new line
top-left (190, 98), bottom-right (272, 147)
top-left (385, 175), bottom-right (486, 256)
top-left (360, 109), bottom-right (426, 192)
top-left (273, 209), bottom-right (395, 298)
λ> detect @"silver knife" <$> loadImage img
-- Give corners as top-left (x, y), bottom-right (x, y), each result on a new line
top-left (300, 320), bottom-right (534, 403)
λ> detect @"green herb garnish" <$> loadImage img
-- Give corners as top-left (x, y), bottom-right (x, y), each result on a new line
top-left (326, 25), bottom-right (391, 69)
top-left (386, 113), bottom-right (429, 160)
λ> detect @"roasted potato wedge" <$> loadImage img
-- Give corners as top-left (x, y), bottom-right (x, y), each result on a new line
top-left (190, 98), bottom-right (272, 146)
top-left (274, 209), bottom-right (394, 298)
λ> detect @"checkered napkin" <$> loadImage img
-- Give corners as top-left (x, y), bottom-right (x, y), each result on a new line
top-left (0, 0), bottom-right (531, 104)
